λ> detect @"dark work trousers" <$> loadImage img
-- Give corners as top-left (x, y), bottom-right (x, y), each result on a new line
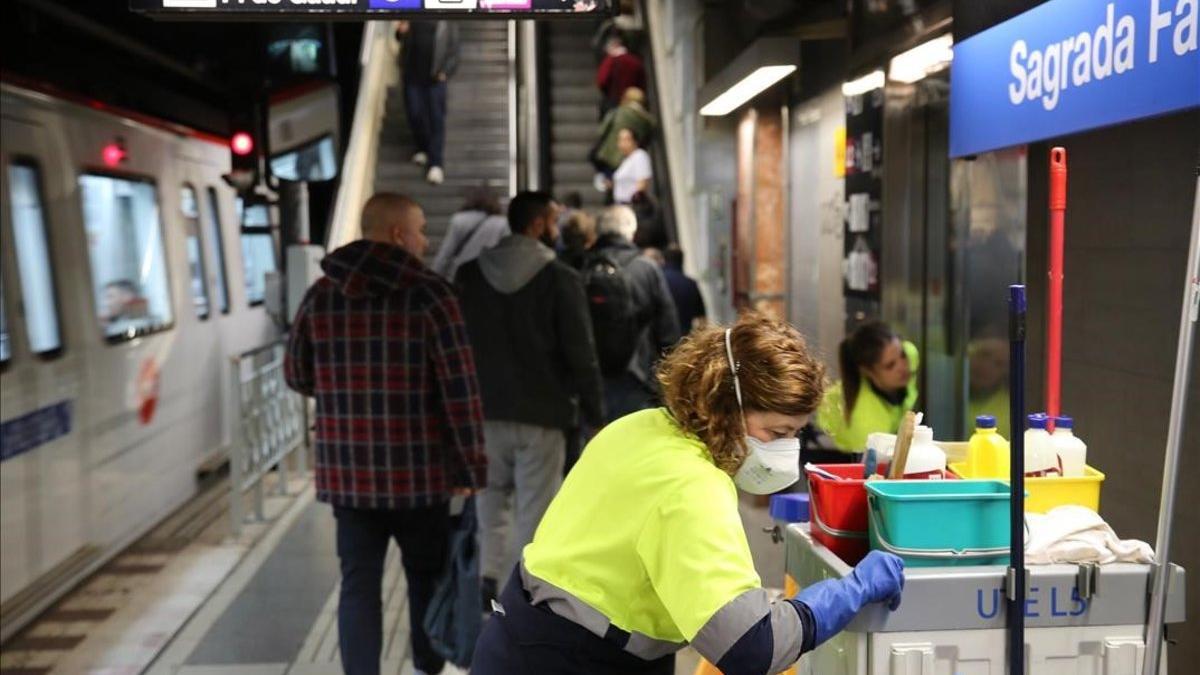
top-left (334, 503), bottom-right (450, 675)
top-left (603, 372), bottom-right (655, 424)
top-left (473, 568), bottom-right (675, 675)
top-left (404, 81), bottom-right (448, 169)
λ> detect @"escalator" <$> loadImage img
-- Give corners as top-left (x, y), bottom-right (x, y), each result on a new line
top-left (372, 21), bottom-right (513, 257)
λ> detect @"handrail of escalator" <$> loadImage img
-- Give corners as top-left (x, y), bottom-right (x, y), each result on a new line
top-left (327, 21), bottom-right (397, 250)
top-left (639, 0), bottom-right (698, 259)
top-left (631, 2), bottom-right (676, 245)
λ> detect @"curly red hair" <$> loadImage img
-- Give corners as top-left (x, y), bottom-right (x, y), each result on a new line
top-left (657, 312), bottom-right (826, 475)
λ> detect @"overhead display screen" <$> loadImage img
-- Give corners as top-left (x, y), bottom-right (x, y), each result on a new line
top-left (133, 0), bottom-right (611, 19)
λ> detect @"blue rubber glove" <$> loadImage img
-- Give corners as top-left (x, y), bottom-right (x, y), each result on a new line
top-left (794, 551), bottom-right (905, 646)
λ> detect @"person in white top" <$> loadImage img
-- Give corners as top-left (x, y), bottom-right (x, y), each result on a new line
top-left (609, 128), bottom-right (652, 204)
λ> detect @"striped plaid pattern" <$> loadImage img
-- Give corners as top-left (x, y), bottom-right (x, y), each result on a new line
top-left (285, 241), bottom-right (487, 509)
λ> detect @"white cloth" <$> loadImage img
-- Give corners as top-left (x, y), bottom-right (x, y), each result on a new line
top-left (1025, 505), bottom-right (1154, 565)
top-left (430, 210), bottom-right (511, 280)
top-left (612, 148), bottom-right (652, 204)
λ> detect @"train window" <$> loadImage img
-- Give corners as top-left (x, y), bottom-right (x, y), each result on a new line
top-left (80, 173), bottom-right (174, 341)
top-left (270, 135), bottom-right (337, 182)
top-left (205, 187), bottom-right (230, 314)
top-left (8, 161), bottom-right (63, 356)
top-left (236, 198), bottom-right (277, 306)
top-left (180, 185), bottom-right (210, 320)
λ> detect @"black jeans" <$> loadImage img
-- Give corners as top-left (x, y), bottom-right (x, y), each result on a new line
top-left (404, 81), bottom-right (448, 168)
top-left (334, 503), bottom-right (449, 675)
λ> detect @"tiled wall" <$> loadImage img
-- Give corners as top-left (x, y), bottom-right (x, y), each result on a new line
top-left (1025, 108), bottom-right (1200, 663)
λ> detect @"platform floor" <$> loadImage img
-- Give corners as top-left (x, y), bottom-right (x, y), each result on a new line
top-left (0, 471), bottom-right (786, 675)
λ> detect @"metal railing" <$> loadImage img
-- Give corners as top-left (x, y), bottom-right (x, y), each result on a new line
top-left (229, 340), bottom-right (308, 536)
top-left (327, 21), bottom-right (399, 249)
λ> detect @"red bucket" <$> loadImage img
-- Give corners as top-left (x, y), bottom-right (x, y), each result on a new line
top-left (806, 464), bottom-right (960, 565)
top-left (806, 464), bottom-right (873, 565)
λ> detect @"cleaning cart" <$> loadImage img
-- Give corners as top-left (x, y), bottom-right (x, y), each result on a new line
top-left (783, 522), bottom-right (1187, 674)
top-left (783, 136), bottom-right (1197, 672)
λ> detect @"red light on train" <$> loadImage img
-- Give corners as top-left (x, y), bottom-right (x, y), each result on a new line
top-left (102, 142), bottom-right (126, 167)
top-left (231, 132), bottom-right (254, 156)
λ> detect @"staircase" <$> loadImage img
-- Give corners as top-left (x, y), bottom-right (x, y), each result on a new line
top-left (544, 20), bottom-right (606, 210)
top-left (374, 21), bottom-right (512, 259)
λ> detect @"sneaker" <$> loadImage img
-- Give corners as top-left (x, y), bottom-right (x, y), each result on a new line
top-left (593, 172), bottom-right (608, 192)
top-left (412, 151), bottom-right (428, 167)
top-left (426, 166), bottom-right (444, 185)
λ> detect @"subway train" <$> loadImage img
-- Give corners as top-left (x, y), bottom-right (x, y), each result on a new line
top-left (0, 81), bottom-right (282, 628)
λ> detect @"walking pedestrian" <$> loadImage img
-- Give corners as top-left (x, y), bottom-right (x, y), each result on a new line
top-left (431, 186), bottom-right (509, 280)
top-left (285, 193), bottom-right (487, 675)
top-left (397, 20), bottom-right (460, 185)
top-left (660, 244), bottom-right (707, 335)
top-left (455, 191), bottom-right (606, 610)
top-left (585, 205), bottom-right (679, 421)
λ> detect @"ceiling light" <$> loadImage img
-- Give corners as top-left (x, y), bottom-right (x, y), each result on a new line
top-left (889, 34), bottom-right (954, 84)
top-left (700, 66), bottom-right (797, 116)
top-left (842, 70), bottom-right (885, 97)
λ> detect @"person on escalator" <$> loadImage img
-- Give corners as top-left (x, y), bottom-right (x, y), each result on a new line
top-left (591, 86), bottom-right (657, 189)
top-left (472, 313), bottom-right (905, 674)
top-left (596, 31), bottom-right (645, 120)
top-left (396, 20), bottom-right (460, 186)
top-left (609, 128), bottom-right (653, 205)
top-left (815, 321), bottom-right (919, 457)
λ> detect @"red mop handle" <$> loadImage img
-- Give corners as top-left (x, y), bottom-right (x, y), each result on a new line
top-left (1047, 148), bottom-right (1067, 425)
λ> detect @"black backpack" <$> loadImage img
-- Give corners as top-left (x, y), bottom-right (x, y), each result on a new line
top-left (581, 250), bottom-right (641, 377)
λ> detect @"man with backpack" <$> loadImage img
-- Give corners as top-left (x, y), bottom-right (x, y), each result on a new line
top-left (455, 191), bottom-right (605, 609)
top-left (584, 205), bottom-right (680, 423)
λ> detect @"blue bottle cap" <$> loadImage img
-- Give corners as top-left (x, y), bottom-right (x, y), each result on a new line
top-left (975, 415), bottom-right (996, 429)
top-left (1027, 413), bottom-right (1048, 430)
top-left (1054, 415), bottom-right (1073, 429)
top-left (770, 493), bottom-right (810, 524)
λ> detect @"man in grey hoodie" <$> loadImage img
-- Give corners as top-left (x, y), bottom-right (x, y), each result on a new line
top-left (455, 191), bottom-right (605, 605)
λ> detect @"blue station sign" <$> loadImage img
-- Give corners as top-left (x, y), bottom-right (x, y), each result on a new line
top-left (950, 0), bottom-right (1200, 157)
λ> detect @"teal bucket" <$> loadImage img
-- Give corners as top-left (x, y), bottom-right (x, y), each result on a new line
top-left (865, 480), bottom-right (1012, 567)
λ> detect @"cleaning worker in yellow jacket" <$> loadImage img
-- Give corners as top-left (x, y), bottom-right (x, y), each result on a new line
top-left (473, 313), bottom-right (905, 675)
top-left (816, 321), bottom-right (919, 454)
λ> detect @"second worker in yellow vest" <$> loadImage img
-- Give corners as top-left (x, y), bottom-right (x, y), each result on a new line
top-left (472, 312), bottom-right (905, 675)
top-left (816, 321), bottom-right (919, 454)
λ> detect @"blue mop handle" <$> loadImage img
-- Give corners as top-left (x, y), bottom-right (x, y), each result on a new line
top-left (1008, 285), bottom-right (1027, 675)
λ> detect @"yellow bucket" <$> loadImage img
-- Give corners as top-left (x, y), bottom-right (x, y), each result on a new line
top-left (948, 462), bottom-right (1104, 513)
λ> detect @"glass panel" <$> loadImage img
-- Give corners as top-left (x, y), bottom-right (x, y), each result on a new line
top-left (181, 185), bottom-right (210, 319)
top-left (7, 162), bottom-right (62, 354)
top-left (270, 135), bottom-right (337, 182)
top-left (80, 174), bottom-right (174, 340)
top-left (236, 198), bottom-right (277, 306)
top-left (205, 188), bottom-right (230, 314)
top-left (956, 148), bottom-right (1028, 437)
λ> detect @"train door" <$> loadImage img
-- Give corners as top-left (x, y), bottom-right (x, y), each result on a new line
top-left (0, 117), bottom-right (90, 604)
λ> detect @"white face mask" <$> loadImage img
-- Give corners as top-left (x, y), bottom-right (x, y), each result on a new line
top-left (725, 328), bottom-right (802, 495)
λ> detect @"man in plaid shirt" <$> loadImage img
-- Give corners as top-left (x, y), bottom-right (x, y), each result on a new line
top-left (285, 192), bottom-right (487, 675)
